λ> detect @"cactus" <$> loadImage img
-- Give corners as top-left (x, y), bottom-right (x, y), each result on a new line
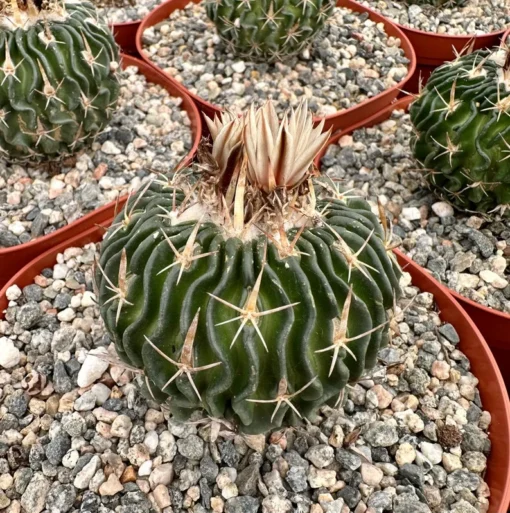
top-left (96, 102), bottom-right (402, 434)
top-left (410, 46), bottom-right (510, 216)
top-left (0, 0), bottom-right (120, 161)
top-left (205, 0), bottom-right (335, 62)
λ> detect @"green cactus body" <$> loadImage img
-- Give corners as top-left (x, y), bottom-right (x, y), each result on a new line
top-left (410, 48), bottom-right (510, 215)
top-left (96, 103), bottom-right (401, 433)
top-left (97, 180), bottom-right (400, 433)
top-left (205, 0), bottom-right (334, 62)
top-left (0, 0), bottom-right (120, 160)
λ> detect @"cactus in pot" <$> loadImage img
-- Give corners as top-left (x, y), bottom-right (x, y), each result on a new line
top-left (410, 46), bottom-right (510, 216)
top-left (0, 0), bottom-right (120, 161)
top-left (96, 101), bottom-right (402, 434)
top-left (205, 0), bottom-right (335, 62)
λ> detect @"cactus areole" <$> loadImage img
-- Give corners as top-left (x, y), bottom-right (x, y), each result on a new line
top-left (410, 46), bottom-right (510, 216)
top-left (97, 102), bottom-right (402, 434)
top-left (0, 0), bottom-right (120, 161)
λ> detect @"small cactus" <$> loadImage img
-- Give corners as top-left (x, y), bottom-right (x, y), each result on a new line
top-left (0, 0), bottom-right (120, 161)
top-left (410, 46), bottom-right (510, 216)
top-left (96, 102), bottom-right (402, 434)
top-left (205, 0), bottom-right (335, 62)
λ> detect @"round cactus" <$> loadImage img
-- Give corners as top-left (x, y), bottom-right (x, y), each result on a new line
top-left (96, 102), bottom-right (401, 434)
top-left (410, 46), bottom-right (510, 216)
top-left (0, 0), bottom-right (120, 161)
top-left (205, 0), bottom-right (335, 62)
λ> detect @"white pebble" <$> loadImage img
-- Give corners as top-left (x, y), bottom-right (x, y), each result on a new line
top-left (0, 338), bottom-right (21, 369)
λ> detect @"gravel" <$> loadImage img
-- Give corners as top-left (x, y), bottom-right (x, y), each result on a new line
top-left (359, 0), bottom-right (510, 36)
top-left (0, 66), bottom-right (193, 249)
top-left (321, 108), bottom-right (510, 314)
top-left (141, 3), bottom-right (410, 116)
top-left (0, 238), bottom-right (492, 513)
top-left (96, 0), bottom-right (164, 24)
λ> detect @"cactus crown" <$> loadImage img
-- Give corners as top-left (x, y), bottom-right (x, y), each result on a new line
top-left (198, 102), bottom-right (331, 242)
top-left (205, 0), bottom-right (335, 62)
top-left (410, 44), bottom-right (510, 215)
top-left (97, 102), bottom-right (402, 433)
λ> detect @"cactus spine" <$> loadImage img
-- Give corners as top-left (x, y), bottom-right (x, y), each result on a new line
top-left (410, 46), bottom-right (510, 216)
top-left (0, 0), bottom-right (120, 161)
top-left (205, 0), bottom-right (335, 62)
top-left (96, 102), bottom-right (401, 434)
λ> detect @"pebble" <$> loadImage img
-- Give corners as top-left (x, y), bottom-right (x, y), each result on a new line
top-left (76, 348), bottom-right (109, 387)
top-left (142, 4), bottom-right (409, 117)
top-left (0, 339), bottom-right (21, 369)
top-left (99, 473), bottom-right (124, 496)
top-left (74, 455), bottom-right (101, 489)
top-left (20, 473), bottom-right (50, 513)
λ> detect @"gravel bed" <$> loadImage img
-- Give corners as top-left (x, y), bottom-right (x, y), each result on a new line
top-left (0, 66), bottom-right (193, 250)
top-left (359, 0), bottom-right (510, 36)
top-left (141, 3), bottom-right (410, 116)
top-left (0, 240), bottom-right (493, 513)
top-left (320, 109), bottom-right (510, 314)
top-left (96, 0), bottom-right (164, 24)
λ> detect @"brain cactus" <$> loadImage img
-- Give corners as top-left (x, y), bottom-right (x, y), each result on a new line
top-left (205, 0), bottom-right (335, 62)
top-left (410, 46), bottom-right (510, 216)
top-left (0, 0), bottom-right (120, 161)
top-left (96, 102), bottom-right (402, 434)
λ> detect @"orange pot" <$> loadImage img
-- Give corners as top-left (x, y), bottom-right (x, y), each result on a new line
top-left (0, 54), bottom-right (202, 289)
top-left (1, 225), bottom-right (508, 513)
top-left (136, 0), bottom-right (417, 133)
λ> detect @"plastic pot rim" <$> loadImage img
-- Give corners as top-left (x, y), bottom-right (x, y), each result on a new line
top-left (0, 227), bottom-right (509, 512)
top-left (136, 0), bottom-right (417, 131)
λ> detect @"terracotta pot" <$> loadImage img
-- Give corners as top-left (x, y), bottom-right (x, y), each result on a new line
top-left (1, 225), bottom-right (509, 512)
top-left (111, 21), bottom-right (141, 56)
top-left (0, 54), bottom-right (202, 289)
top-left (316, 95), bottom-right (510, 388)
top-left (136, 0), bottom-right (417, 133)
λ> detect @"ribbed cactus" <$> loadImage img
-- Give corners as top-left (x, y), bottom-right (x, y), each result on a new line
top-left (410, 46), bottom-right (510, 216)
top-left (205, 0), bottom-right (335, 62)
top-left (96, 102), bottom-right (401, 434)
top-left (0, 0), bottom-right (120, 161)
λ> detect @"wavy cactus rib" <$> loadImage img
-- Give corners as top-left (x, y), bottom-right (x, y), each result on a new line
top-left (410, 46), bottom-right (510, 215)
top-left (205, 0), bottom-right (335, 62)
top-left (97, 102), bottom-right (401, 434)
top-left (0, 0), bottom-right (120, 160)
